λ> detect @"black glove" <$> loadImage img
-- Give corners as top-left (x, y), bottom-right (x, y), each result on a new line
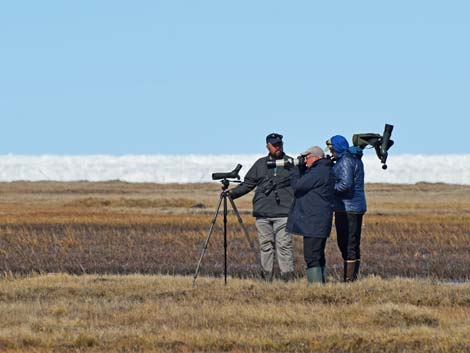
top-left (297, 163), bottom-right (307, 174)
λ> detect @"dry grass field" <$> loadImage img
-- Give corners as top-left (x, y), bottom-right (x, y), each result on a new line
top-left (0, 181), bottom-right (470, 352)
top-left (1, 274), bottom-right (470, 353)
top-left (0, 181), bottom-right (469, 279)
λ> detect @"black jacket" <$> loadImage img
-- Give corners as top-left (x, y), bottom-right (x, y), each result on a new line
top-left (230, 155), bottom-right (294, 218)
top-left (286, 158), bottom-right (335, 238)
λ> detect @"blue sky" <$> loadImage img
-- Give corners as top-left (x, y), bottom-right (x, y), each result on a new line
top-left (1, 1), bottom-right (469, 155)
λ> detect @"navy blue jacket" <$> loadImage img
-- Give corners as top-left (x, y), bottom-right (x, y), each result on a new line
top-left (330, 136), bottom-right (367, 213)
top-left (286, 158), bottom-right (335, 238)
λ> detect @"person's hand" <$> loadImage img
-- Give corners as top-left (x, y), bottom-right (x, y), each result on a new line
top-left (297, 162), bottom-right (307, 174)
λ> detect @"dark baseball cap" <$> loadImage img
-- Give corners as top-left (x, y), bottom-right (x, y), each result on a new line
top-left (266, 133), bottom-right (283, 145)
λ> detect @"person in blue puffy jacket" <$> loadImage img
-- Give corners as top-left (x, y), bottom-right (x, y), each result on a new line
top-left (326, 135), bottom-right (366, 282)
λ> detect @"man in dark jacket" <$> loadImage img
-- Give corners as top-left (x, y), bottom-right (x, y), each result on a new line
top-left (229, 133), bottom-right (295, 281)
top-left (286, 146), bottom-right (335, 284)
top-left (326, 135), bottom-right (366, 282)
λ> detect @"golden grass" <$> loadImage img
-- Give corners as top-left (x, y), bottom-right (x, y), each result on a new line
top-left (0, 181), bottom-right (469, 352)
top-left (0, 274), bottom-right (470, 352)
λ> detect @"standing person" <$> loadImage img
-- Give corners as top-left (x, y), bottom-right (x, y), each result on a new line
top-left (229, 133), bottom-right (295, 282)
top-left (326, 135), bottom-right (366, 282)
top-left (286, 146), bottom-right (335, 284)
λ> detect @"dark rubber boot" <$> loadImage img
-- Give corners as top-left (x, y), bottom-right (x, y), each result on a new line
top-left (321, 266), bottom-right (327, 283)
top-left (344, 260), bottom-right (359, 282)
top-left (353, 260), bottom-right (360, 281)
top-left (344, 260), bottom-right (356, 282)
top-left (306, 267), bottom-right (324, 285)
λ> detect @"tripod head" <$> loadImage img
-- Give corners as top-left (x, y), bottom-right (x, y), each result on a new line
top-left (219, 178), bottom-right (241, 190)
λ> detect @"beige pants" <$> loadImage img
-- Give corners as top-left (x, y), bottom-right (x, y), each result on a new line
top-left (255, 217), bottom-right (294, 274)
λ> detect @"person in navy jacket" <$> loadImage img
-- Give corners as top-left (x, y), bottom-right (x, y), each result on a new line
top-left (326, 135), bottom-right (366, 282)
top-left (286, 146), bottom-right (335, 284)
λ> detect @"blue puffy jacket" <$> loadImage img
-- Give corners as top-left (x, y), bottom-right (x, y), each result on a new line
top-left (286, 158), bottom-right (335, 238)
top-left (330, 135), bottom-right (367, 214)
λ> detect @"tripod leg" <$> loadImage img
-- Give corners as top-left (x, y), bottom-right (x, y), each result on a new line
top-left (223, 192), bottom-right (228, 285)
top-left (227, 195), bottom-right (261, 269)
top-left (193, 193), bottom-right (223, 287)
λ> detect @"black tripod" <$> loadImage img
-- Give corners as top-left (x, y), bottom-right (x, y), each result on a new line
top-left (193, 177), bottom-right (258, 287)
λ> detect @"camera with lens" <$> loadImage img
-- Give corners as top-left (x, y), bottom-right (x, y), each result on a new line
top-left (352, 124), bottom-right (394, 169)
top-left (266, 155), bottom-right (305, 169)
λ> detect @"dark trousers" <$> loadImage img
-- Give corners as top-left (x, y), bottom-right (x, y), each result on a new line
top-left (335, 212), bottom-right (363, 260)
top-left (303, 237), bottom-right (327, 269)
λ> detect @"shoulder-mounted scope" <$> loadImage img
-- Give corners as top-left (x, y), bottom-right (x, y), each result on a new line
top-left (352, 124), bottom-right (394, 169)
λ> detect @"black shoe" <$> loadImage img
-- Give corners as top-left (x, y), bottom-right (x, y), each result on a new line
top-left (281, 271), bottom-right (295, 282)
top-left (261, 270), bottom-right (273, 282)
